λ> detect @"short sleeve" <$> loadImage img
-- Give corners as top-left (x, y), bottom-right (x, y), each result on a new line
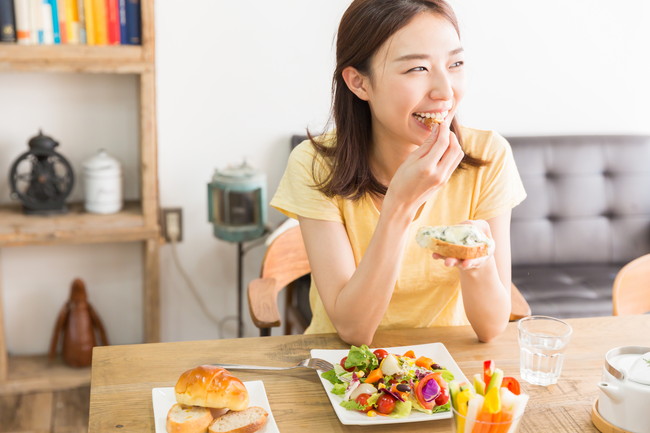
top-left (270, 140), bottom-right (343, 223)
top-left (473, 132), bottom-right (527, 221)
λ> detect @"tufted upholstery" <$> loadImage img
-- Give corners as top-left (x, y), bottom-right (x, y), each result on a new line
top-left (509, 135), bottom-right (650, 318)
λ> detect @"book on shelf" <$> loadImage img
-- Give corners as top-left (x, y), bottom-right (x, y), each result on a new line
top-left (1, 0), bottom-right (140, 45)
top-left (105, 0), bottom-right (118, 44)
top-left (124, 0), bottom-right (138, 44)
top-left (0, 0), bottom-right (17, 42)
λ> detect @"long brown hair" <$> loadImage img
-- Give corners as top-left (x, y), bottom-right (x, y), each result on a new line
top-left (310, 0), bottom-right (488, 200)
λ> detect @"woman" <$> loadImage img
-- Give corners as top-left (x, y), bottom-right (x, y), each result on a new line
top-left (271, 0), bottom-right (526, 345)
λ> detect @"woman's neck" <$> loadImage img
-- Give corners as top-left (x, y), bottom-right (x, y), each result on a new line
top-left (369, 131), bottom-right (417, 186)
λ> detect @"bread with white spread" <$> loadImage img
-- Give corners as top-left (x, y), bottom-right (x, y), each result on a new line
top-left (416, 224), bottom-right (492, 260)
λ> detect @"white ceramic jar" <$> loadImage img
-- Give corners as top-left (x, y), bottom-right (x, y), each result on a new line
top-left (82, 149), bottom-right (123, 214)
top-left (597, 346), bottom-right (650, 433)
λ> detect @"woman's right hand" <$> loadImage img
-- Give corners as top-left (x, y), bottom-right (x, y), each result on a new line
top-left (384, 120), bottom-right (465, 215)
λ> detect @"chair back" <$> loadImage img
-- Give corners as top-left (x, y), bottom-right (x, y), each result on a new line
top-left (248, 225), bottom-right (311, 335)
top-left (612, 254), bottom-right (650, 315)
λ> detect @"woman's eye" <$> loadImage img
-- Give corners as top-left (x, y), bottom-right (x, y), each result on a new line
top-left (450, 61), bottom-right (464, 68)
top-left (408, 66), bottom-right (428, 73)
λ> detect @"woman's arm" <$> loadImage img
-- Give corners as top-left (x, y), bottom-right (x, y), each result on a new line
top-left (298, 210), bottom-right (412, 346)
top-left (455, 212), bottom-right (513, 342)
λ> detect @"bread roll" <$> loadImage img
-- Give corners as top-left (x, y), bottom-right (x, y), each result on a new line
top-left (166, 403), bottom-right (213, 433)
top-left (208, 406), bottom-right (268, 433)
top-left (416, 224), bottom-right (492, 260)
top-left (175, 365), bottom-right (249, 411)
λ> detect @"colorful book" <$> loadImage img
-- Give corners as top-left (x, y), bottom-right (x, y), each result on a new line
top-left (30, 0), bottom-right (43, 43)
top-left (13, 0), bottom-right (30, 43)
top-left (64, 0), bottom-right (80, 43)
top-left (117, 0), bottom-right (125, 43)
top-left (124, 0), bottom-right (138, 44)
top-left (105, 0), bottom-right (118, 44)
top-left (91, 0), bottom-right (106, 44)
top-left (44, 0), bottom-right (60, 43)
top-left (41, 0), bottom-right (54, 43)
top-left (76, 0), bottom-right (86, 43)
top-left (0, 0), bottom-right (16, 42)
top-left (56, 0), bottom-right (66, 43)
top-left (83, 0), bottom-right (94, 44)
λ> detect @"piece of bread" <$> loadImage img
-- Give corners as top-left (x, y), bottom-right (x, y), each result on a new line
top-left (166, 403), bottom-right (213, 433)
top-left (208, 406), bottom-right (268, 433)
top-left (423, 117), bottom-right (444, 128)
top-left (416, 224), bottom-right (492, 260)
top-left (175, 365), bottom-right (249, 411)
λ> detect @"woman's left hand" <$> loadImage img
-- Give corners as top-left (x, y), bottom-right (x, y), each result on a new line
top-left (432, 220), bottom-right (495, 270)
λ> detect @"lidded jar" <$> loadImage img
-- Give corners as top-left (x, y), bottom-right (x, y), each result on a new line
top-left (82, 149), bottom-right (123, 214)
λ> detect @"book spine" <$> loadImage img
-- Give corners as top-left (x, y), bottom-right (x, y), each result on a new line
top-left (105, 0), bottom-right (117, 44)
top-left (91, 0), bottom-right (105, 44)
top-left (64, 0), bottom-right (79, 43)
top-left (45, 0), bottom-right (59, 43)
top-left (82, 0), bottom-right (93, 44)
top-left (56, 0), bottom-right (66, 43)
top-left (14, 0), bottom-right (30, 43)
top-left (117, 0), bottom-right (125, 43)
top-left (41, 0), bottom-right (53, 43)
top-left (124, 0), bottom-right (138, 45)
top-left (30, 0), bottom-right (43, 43)
top-left (0, 0), bottom-right (17, 42)
top-left (76, 0), bottom-right (85, 43)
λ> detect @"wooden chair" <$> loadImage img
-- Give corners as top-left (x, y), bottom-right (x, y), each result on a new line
top-left (248, 225), bottom-right (531, 336)
top-left (612, 254), bottom-right (650, 315)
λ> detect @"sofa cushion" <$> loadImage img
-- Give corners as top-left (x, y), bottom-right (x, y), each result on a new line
top-left (509, 135), bottom-right (650, 266)
top-left (512, 264), bottom-right (620, 318)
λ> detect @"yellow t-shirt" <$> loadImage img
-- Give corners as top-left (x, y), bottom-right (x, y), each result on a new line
top-left (270, 126), bottom-right (526, 334)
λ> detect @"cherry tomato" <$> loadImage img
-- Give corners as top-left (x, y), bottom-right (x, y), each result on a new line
top-left (376, 393), bottom-right (397, 414)
top-left (373, 349), bottom-right (388, 362)
top-left (340, 356), bottom-right (354, 372)
top-left (434, 385), bottom-right (449, 406)
top-left (354, 393), bottom-right (372, 412)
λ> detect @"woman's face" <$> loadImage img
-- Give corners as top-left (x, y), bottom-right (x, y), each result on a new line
top-left (363, 12), bottom-right (465, 147)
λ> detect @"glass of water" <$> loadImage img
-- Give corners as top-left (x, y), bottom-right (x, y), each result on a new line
top-left (518, 315), bottom-right (572, 386)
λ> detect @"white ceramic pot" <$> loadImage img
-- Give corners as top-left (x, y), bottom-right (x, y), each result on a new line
top-left (82, 149), bottom-right (123, 214)
top-left (597, 346), bottom-right (650, 433)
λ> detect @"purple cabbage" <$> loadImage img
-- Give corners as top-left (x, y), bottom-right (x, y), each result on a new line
top-left (420, 377), bottom-right (440, 402)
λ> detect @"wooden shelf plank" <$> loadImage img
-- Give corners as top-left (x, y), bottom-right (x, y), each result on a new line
top-left (0, 201), bottom-right (159, 247)
top-left (0, 45), bottom-right (148, 73)
top-left (0, 355), bottom-right (90, 395)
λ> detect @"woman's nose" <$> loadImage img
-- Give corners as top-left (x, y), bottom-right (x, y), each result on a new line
top-left (428, 70), bottom-right (453, 101)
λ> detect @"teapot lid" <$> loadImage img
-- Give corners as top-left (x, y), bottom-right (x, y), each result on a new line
top-left (606, 346), bottom-right (650, 385)
top-left (82, 149), bottom-right (121, 172)
top-left (629, 351), bottom-right (650, 386)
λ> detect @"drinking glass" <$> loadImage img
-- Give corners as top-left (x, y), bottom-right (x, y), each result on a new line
top-left (518, 315), bottom-right (572, 386)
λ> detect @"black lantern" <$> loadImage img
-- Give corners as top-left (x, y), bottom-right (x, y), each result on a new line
top-left (9, 130), bottom-right (75, 215)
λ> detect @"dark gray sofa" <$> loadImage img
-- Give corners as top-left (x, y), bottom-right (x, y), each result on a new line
top-left (509, 135), bottom-right (650, 318)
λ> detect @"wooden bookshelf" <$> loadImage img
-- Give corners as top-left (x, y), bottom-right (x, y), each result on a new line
top-left (0, 0), bottom-right (160, 390)
top-left (0, 45), bottom-right (148, 73)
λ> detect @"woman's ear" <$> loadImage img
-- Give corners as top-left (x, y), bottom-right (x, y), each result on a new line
top-left (341, 66), bottom-right (370, 101)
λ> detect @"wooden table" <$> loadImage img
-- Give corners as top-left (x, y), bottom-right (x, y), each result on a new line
top-left (88, 315), bottom-right (649, 432)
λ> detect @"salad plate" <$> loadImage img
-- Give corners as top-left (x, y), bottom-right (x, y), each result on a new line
top-left (151, 380), bottom-right (279, 433)
top-left (311, 342), bottom-right (468, 425)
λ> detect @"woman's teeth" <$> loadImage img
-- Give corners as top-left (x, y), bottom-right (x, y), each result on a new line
top-left (414, 111), bottom-right (448, 125)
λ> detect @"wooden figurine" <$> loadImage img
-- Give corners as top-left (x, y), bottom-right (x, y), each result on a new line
top-left (48, 278), bottom-right (109, 367)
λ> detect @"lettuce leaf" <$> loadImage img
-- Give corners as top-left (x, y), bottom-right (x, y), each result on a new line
top-left (345, 345), bottom-right (379, 371)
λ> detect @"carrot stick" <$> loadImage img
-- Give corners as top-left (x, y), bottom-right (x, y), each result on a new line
top-left (471, 410), bottom-right (493, 433)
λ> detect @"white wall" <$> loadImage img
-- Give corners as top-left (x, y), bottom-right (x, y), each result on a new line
top-left (1, 0), bottom-right (649, 353)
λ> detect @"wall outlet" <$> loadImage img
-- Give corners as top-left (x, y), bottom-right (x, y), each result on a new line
top-left (161, 208), bottom-right (183, 242)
